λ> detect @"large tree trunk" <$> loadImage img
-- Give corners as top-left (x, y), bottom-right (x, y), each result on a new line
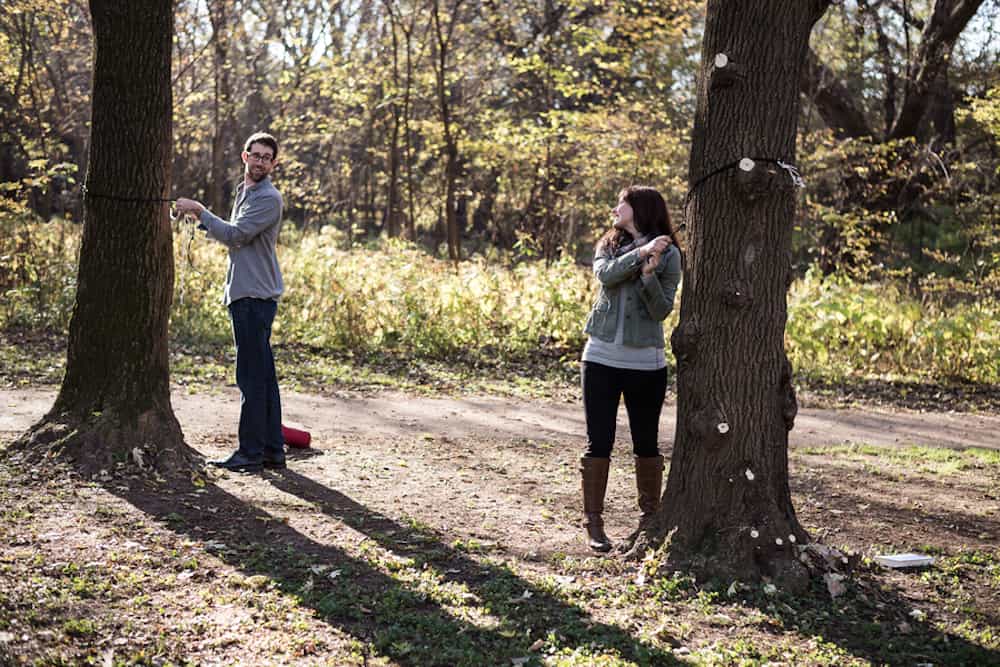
top-left (636, 0), bottom-right (831, 587)
top-left (12, 0), bottom-right (195, 476)
top-left (888, 0), bottom-right (984, 140)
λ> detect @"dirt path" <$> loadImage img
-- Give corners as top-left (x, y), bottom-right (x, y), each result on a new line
top-left (3, 386), bottom-right (999, 665)
top-left (3, 386), bottom-right (998, 451)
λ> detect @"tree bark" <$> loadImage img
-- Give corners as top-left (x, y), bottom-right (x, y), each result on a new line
top-left (639, 0), bottom-right (831, 587)
top-left (13, 0), bottom-right (195, 476)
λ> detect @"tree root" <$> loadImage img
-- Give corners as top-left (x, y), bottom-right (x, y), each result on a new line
top-left (618, 516), bottom-right (855, 596)
top-left (8, 407), bottom-right (203, 481)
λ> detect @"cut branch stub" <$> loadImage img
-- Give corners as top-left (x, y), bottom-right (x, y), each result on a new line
top-left (689, 406), bottom-right (731, 447)
top-left (720, 277), bottom-right (753, 308)
top-left (735, 157), bottom-right (779, 201)
top-left (710, 52), bottom-right (743, 90)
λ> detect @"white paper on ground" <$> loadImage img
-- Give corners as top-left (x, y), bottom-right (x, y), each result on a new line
top-left (874, 553), bottom-right (935, 568)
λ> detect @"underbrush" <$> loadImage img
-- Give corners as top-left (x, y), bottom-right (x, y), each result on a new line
top-left (786, 271), bottom-right (1000, 385)
top-left (2, 215), bottom-right (998, 387)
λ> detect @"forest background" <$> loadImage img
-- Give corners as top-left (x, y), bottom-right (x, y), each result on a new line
top-left (2, 0), bottom-right (999, 391)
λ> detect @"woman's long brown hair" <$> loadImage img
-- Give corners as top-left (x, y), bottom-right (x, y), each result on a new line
top-left (597, 185), bottom-right (683, 255)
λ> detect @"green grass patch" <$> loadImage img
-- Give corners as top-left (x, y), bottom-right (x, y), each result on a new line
top-left (61, 618), bottom-right (97, 638)
top-left (798, 443), bottom-right (999, 475)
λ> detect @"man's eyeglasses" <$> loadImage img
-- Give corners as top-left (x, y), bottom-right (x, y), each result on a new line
top-left (247, 152), bottom-right (274, 163)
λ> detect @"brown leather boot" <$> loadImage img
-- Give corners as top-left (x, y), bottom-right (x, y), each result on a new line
top-left (635, 455), bottom-right (664, 521)
top-left (580, 456), bottom-right (612, 552)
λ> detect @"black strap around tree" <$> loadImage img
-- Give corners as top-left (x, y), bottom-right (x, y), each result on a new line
top-left (81, 184), bottom-right (176, 204)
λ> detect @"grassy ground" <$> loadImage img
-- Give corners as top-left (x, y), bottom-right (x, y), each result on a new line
top-left (3, 328), bottom-right (1000, 414)
top-left (2, 398), bottom-right (998, 665)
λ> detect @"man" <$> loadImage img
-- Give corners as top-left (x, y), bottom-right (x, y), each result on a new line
top-left (176, 132), bottom-right (285, 472)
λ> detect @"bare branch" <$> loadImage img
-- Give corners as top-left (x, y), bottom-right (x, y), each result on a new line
top-left (889, 0), bottom-right (987, 139)
top-left (800, 49), bottom-right (876, 139)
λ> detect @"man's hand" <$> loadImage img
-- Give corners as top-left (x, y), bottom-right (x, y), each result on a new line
top-left (175, 197), bottom-right (206, 219)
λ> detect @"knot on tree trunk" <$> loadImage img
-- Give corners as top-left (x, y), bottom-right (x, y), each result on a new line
top-left (736, 158), bottom-right (782, 202)
top-left (779, 355), bottom-right (797, 430)
top-left (670, 318), bottom-right (701, 372)
top-left (720, 277), bottom-right (753, 308)
top-left (709, 52), bottom-right (744, 91)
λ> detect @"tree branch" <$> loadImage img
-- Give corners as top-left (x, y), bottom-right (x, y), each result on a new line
top-left (882, 0), bottom-right (926, 29)
top-left (858, 0), bottom-right (898, 134)
top-left (800, 48), bottom-right (875, 139)
top-left (888, 0), bottom-right (986, 139)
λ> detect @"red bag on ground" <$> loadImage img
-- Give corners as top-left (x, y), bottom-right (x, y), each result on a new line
top-left (281, 424), bottom-right (311, 449)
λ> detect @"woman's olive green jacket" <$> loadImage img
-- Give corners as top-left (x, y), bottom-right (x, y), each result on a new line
top-left (583, 243), bottom-right (682, 349)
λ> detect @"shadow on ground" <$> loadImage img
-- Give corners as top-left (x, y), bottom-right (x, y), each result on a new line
top-left (737, 568), bottom-right (1000, 666)
top-left (113, 469), bottom-right (681, 666)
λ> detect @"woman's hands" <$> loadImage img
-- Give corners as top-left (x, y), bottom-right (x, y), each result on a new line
top-left (640, 235), bottom-right (671, 275)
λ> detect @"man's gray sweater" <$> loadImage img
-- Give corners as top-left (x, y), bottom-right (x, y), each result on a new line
top-left (198, 176), bottom-right (284, 306)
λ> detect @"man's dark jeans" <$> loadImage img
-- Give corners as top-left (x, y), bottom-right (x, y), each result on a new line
top-left (581, 361), bottom-right (668, 458)
top-left (229, 297), bottom-right (282, 462)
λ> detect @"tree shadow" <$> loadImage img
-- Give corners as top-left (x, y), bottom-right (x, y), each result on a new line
top-left (112, 471), bottom-right (680, 666)
top-left (735, 567), bottom-right (1000, 666)
top-left (792, 466), bottom-right (1000, 546)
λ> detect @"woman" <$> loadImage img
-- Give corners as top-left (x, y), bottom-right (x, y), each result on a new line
top-left (580, 185), bottom-right (682, 552)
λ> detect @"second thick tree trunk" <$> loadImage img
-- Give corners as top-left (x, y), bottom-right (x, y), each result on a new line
top-left (15, 0), bottom-right (193, 475)
top-left (645, 0), bottom-right (831, 586)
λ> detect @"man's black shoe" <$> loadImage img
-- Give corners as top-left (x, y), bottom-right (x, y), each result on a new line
top-left (209, 451), bottom-right (263, 472)
top-left (262, 457), bottom-right (286, 470)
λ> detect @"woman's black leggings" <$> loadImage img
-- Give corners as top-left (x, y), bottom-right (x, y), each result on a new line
top-left (582, 361), bottom-right (668, 458)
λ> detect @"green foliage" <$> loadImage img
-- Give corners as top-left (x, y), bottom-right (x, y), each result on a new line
top-left (2, 217), bottom-right (997, 387)
top-left (787, 270), bottom-right (1000, 385)
top-left (0, 208), bottom-right (78, 331)
top-left (266, 229), bottom-right (593, 359)
top-left (799, 442), bottom-right (1000, 475)
top-left (797, 129), bottom-right (1000, 288)
top-left (968, 85), bottom-right (1000, 141)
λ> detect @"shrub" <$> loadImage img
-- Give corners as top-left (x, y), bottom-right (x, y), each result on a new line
top-left (2, 216), bottom-right (996, 386)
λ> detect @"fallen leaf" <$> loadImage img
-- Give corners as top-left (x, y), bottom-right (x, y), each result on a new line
top-left (511, 590), bottom-right (533, 603)
top-left (824, 573), bottom-right (846, 599)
